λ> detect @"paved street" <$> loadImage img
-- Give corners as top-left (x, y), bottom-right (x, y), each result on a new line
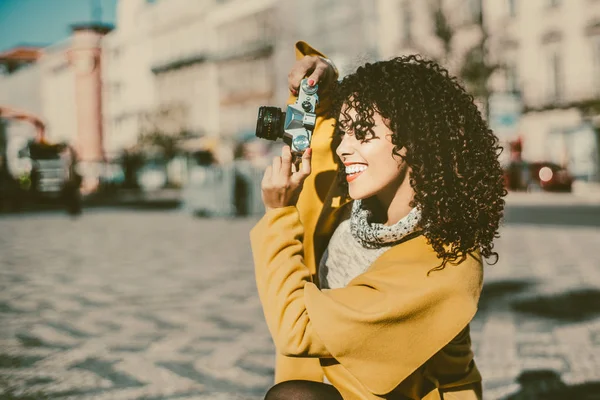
top-left (1, 205), bottom-right (600, 399)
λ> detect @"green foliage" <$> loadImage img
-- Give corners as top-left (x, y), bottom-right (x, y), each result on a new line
top-left (459, 43), bottom-right (500, 99)
top-left (138, 130), bottom-right (193, 161)
top-left (432, 0), bottom-right (453, 56)
top-left (429, 0), bottom-right (501, 117)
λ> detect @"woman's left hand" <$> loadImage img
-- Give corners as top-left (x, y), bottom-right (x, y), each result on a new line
top-left (261, 145), bottom-right (312, 211)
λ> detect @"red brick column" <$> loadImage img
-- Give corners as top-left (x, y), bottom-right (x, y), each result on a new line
top-left (67, 24), bottom-right (112, 193)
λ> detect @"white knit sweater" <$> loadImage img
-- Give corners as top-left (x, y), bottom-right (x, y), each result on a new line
top-left (318, 204), bottom-right (421, 290)
top-left (318, 219), bottom-right (391, 289)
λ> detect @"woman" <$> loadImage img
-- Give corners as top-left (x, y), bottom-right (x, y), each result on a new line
top-left (250, 42), bottom-right (506, 400)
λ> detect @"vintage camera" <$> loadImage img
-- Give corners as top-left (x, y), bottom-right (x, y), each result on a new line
top-left (255, 78), bottom-right (319, 158)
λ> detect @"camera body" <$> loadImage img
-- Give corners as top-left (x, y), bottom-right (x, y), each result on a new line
top-left (255, 78), bottom-right (319, 156)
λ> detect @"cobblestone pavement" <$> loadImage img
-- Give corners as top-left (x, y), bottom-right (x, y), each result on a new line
top-left (1, 210), bottom-right (600, 399)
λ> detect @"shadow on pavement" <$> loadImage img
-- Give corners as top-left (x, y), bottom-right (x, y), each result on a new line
top-left (504, 205), bottom-right (600, 227)
top-left (502, 370), bottom-right (600, 399)
top-left (478, 279), bottom-right (537, 310)
top-left (511, 288), bottom-right (600, 323)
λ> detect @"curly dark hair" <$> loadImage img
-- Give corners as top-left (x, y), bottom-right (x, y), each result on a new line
top-left (329, 55), bottom-right (507, 271)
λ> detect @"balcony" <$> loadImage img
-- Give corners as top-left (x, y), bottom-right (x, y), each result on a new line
top-left (151, 53), bottom-right (208, 74)
top-left (210, 40), bottom-right (274, 63)
top-left (524, 94), bottom-right (600, 116)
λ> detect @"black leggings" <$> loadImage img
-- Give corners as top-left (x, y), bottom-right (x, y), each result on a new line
top-left (264, 380), bottom-right (344, 400)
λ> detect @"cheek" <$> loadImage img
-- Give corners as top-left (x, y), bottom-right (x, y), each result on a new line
top-left (367, 147), bottom-right (400, 173)
top-left (368, 159), bottom-right (400, 180)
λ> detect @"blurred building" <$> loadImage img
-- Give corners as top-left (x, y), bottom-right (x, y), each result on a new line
top-left (44, 24), bottom-right (113, 192)
top-left (38, 39), bottom-right (78, 146)
top-left (0, 41), bottom-right (87, 154)
top-left (96, 0), bottom-right (382, 158)
top-left (4, 0), bottom-right (597, 184)
top-left (209, 0), bottom-right (276, 140)
top-left (104, 0), bottom-right (276, 159)
top-left (378, 0), bottom-right (483, 74)
top-left (102, 0), bottom-right (156, 160)
top-left (0, 47), bottom-right (43, 141)
top-left (1, 22), bottom-right (112, 192)
top-left (271, 0), bottom-right (380, 107)
top-left (491, 0), bottom-right (600, 181)
top-left (148, 0), bottom-right (219, 139)
top-left (377, 0), bottom-right (600, 181)
top-left (0, 47), bottom-right (44, 176)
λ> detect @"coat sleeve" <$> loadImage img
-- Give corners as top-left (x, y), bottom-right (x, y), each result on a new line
top-left (251, 206), bottom-right (332, 357)
top-left (250, 206), bottom-right (483, 395)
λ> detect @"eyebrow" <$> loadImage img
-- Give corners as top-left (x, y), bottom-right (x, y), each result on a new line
top-left (337, 118), bottom-right (354, 130)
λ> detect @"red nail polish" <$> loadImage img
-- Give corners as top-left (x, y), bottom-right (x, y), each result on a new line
top-left (308, 79), bottom-right (315, 86)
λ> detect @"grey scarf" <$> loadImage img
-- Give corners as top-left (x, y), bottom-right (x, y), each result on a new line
top-left (350, 199), bottom-right (422, 249)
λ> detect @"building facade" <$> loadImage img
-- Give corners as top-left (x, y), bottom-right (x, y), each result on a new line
top-left (38, 39), bottom-right (78, 146)
top-left (271, 0), bottom-right (380, 108)
top-left (0, 48), bottom-right (43, 142)
top-left (208, 0), bottom-right (277, 140)
top-left (489, 0), bottom-right (600, 180)
top-left (0, 47), bottom-right (44, 177)
top-left (102, 0), bottom-right (157, 160)
top-left (148, 0), bottom-right (219, 141)
top-left (103, 0), bottom-right (384, 157)
top-left (1, 23), bottom-right (111, 192)
top-left (377, 0), bottom-right (600, 180)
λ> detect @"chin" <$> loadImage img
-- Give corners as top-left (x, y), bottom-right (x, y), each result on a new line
top-left (348, 186), bottom-right (377, 201)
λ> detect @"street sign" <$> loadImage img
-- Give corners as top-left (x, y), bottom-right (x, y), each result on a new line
top-left (489, 92), bottom-right (522, 141)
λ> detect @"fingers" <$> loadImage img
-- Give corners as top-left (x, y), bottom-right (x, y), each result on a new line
top-left (271, 155), bottom-right (282, 175)
top-left (291, 148), bottom-right (312, 185)
top-left (280, 146), bottom-right (293, 177)
top-left (268, 147), bottom-right (292, 183)
top-left (300, 148), bottom-right (312, 176)
top-left (261, 165), bottom-right (272, 188)
top-left (261, 147), bottom-right (311, 209)
top-left (288, 55), bottom-right (318, 94)
top-left (306, 64), bottom-right (329, 88)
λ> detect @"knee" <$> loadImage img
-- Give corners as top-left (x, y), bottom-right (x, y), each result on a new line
top-left (264, 381), bottom-right (298, 400)
top-left (265, 381), bottom-right (295, 400)
top-left (264, 380), bottom-right (343, 400)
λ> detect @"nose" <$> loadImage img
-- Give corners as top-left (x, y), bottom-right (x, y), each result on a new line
top-left (335, 133), bottom-right (355, 161)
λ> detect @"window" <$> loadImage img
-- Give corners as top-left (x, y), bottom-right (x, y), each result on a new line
top-left (546, 49), bottom-right (563, 102)
top-left (111, 47), bottom-right (121, 60)
top-left (507, 0), bottom-right (517, 17)
top-left (401, 1), bottom-right (413, 43)
top-left (593, 36), bottom-right (600, 94)
top-left (506, 62), bottom-right (519, 93)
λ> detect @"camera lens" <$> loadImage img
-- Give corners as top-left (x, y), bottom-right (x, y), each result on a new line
top-left (256, 107), bottom-right (284, 141)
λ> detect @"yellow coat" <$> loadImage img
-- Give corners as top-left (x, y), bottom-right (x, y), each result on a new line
top-left (249, 42), bottom-right (483, 400)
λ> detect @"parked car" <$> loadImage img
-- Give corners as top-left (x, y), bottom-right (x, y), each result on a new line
top-left (505, 161), bottom-right (573, 192)
top-left (1, 140), bottom-right (82, 214)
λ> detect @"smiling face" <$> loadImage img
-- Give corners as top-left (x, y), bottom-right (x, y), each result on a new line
top-left (335, 106), bottom-right (410, 201)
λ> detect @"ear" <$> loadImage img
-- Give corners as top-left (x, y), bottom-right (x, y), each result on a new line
top-left (392, 145), bottom-right (408, 163)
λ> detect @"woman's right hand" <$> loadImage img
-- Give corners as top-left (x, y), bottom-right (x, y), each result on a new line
top-left (288, 56), bottom-right (337, 96)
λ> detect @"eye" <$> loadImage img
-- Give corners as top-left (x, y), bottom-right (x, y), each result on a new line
top-left (356, 130), bottom-right (377, 143)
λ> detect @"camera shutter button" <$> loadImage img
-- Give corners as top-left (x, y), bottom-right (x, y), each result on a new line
top-left (301, 100), bottom-right (313, 112)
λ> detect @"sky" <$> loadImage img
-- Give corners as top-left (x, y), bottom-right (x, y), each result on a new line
top-left (0, 0), bottom-right (117, 53)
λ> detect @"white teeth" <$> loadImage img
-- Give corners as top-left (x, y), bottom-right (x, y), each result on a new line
top-left (345, 165), bottom-right (367, 174)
